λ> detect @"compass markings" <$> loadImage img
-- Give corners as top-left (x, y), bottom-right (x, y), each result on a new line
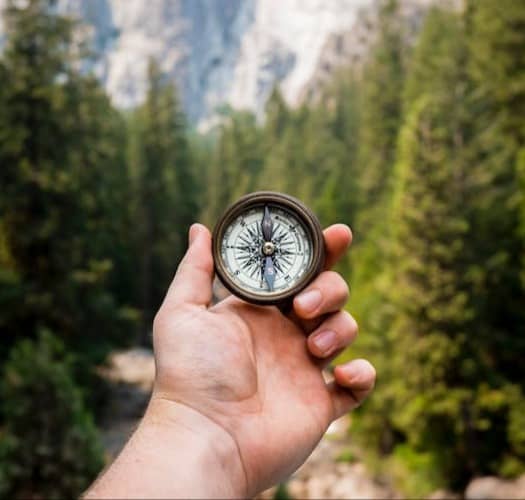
top-left (223, 206), bottom-right (311, 293)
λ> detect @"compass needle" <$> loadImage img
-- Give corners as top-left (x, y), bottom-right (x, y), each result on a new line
top-left (262, 205), bottom-right (273, 242)
top-left (263, 256), bottom-right (275, 291)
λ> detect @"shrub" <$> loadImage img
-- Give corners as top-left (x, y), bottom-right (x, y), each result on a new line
top-left (0, 331), bottom-right (104, 498)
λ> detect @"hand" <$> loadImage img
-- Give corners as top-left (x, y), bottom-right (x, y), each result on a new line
top-left (86, 223), bottom-right (376, 499)
top-left (151, 223), bottom-right (376, 496)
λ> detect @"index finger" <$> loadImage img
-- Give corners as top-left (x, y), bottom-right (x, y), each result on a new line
top-left (323, 224), bottom-right (353, 270)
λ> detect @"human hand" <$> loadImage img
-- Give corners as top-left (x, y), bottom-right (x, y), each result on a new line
top-left (149, 223), bottom-right (376, 497)
top-left (86, 222), bottom-right (375, 499)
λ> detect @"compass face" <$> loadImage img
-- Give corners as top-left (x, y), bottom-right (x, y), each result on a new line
top-left (213, 192), bottom-right (325, 305)
top-left (220, 206), bottom-right (312, 295)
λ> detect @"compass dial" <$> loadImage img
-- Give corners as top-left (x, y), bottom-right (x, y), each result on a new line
top-left (221, 206), bottom-right (312, 294)
top-left (213, 192), bottom-right (325, 306)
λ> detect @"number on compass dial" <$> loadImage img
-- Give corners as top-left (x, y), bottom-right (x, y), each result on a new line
top-left (220, 205), bottom-right (312, 294)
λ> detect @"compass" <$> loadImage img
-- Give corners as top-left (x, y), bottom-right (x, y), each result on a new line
top-left (212, 192), bottom-right (325, 305)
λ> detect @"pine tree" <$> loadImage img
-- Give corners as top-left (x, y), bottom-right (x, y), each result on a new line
top-left (347, 0), bottom-right (407, 358)
top-left (0, 331), bottom-right (104, 498)
top-left (260, 99), bottom-right (304, 198)
top-left (327, 72), bottom-right (361, 230)
top-left (0, 0), bottom-right (134, 362)
top-left (373, 6), bottom-right (525, 489)
top-left (203, 106), bottom-right (266, 226)
top-left (464, 0), bottom-right (525, 477)
top-left (465, 0), bottom-right (525, 382)
top-left (356, 0), bottom-right (405, 214)
top-left (388, 94), bottom-right (471, 491)
top-left (344, 3), bottom-right (408, 454)
top-left (130, 60), bottom-right (199, 331)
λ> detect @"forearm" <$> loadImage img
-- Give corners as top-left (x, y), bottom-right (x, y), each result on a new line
top-left (84, 398), bottom-right (246, 499)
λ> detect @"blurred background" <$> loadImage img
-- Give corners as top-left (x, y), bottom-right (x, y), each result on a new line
top-left (0, 0), bottom-right (524, 498)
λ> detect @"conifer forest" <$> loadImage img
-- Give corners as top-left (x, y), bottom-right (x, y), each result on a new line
top-left (0, 0), bottom-right (524, 497)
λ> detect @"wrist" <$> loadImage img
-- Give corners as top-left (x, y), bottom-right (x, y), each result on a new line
top-left (143, 396), bottom-right (248, 498)
top-left (86, 396), bottom-right (247, 499)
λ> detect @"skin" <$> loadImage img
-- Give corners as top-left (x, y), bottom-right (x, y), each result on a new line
top-left (85, 223), bottom-right (376, 499)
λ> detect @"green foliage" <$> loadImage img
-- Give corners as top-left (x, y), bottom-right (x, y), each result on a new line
top-left (356, 0), bottom-right (405, 212)
top-left (335, 447), bottom-right (357, 464)
top-left (388, 90), bottom-right (473, 488)
top-left (0, 0), bottom-right (137, 365)
top-left (273, 482), bottom-right (293, 500)
top-left (203, 84), bottom-right (360, 255)
top-left (352, 3), bottom-right (525, 491)
top-left (0, 331), bottom-right (104, 498)
top-left (128, 60), bottom-right (199, 330)
top-left (202, 107), bottom-right (264, 225)
top-left (464, 0), bottom-right (525, 385)
top-left (387, 444), bottom-right (445, 497)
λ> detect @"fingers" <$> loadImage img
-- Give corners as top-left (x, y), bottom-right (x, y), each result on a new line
top-left (327, 359), bottom-right (376, 419)
top-left (162, 224), bottom-right (214, 308)
top-left (307, 311), bottom-right (358, 362)
top-left (323, 224), bottom-right (352, 270)
top-left (293, 271), bottom-right (349, 320)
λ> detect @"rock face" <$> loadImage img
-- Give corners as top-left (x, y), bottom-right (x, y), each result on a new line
top-left (0, 0), bottom-right (374, 124)
top-left (300, 0), bottom-right (432, 104)
top-left (0, 0), bottom-right (436, 125)
top-left (57, 0), bottom-right (250, 123)
top-left (226, 0), bottom-right (372, 118)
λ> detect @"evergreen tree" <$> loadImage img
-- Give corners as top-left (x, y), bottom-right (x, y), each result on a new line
top-left (388, 94), bottom-right (472, 490)
top-left (326, 72), bottom-right (361, 231)
top-left (203, 107), bottom-right (265, 224)
top-left (130, 60), bottom-right (199, 331)
top-left (369, 7), bottom-right (525, 490)
top-left (464, 1), bottom-right (525, 477)
top-left (0, 331), bottom-right (104, 498)
top-left (264, 87), bottom-right (289, 143)
top-left (356, 0), bottom-right (405, 213)
top-left (465, 0), bottom-right (525, 384)
top-left (345, 2), bottom-right (408, 455)
top-left (347, 0), bottom-right (407, 352)
top-left (259, 96), bottom-right (303, 198)
top-left (0, 0), bottom-right (134, 363)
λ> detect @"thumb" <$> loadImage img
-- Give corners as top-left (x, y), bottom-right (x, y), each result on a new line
top-left (163, 223), bottom-right (214, 308)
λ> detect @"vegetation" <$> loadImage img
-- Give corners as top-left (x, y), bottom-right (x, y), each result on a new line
top-left (0, 331), bottom-right (104, 498)
top-left (128, 60), bottom-right (198, 332)
top-left (0, 0), bottom-right (523, 496)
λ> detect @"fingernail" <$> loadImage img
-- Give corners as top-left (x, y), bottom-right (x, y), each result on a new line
top-left (295, 289), bottom-right (322, 313)
top-left (312, 330), bottom-right (337, 355)
top-left (189, 224), bottom-right (200, 246)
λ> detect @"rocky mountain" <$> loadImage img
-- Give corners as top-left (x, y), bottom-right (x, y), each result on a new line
top-left (0, 0), bottom-right (434, 126)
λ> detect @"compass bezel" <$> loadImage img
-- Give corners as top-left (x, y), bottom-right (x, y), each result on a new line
top-left (212, 191), bottom-right (325, 306)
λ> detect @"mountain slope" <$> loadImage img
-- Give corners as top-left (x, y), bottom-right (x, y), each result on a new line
top-left (0, 0), bottom-right (433, 124)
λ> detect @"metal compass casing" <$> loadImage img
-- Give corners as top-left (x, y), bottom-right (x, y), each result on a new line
top-left (212, 192), bottom-right (325, 306)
